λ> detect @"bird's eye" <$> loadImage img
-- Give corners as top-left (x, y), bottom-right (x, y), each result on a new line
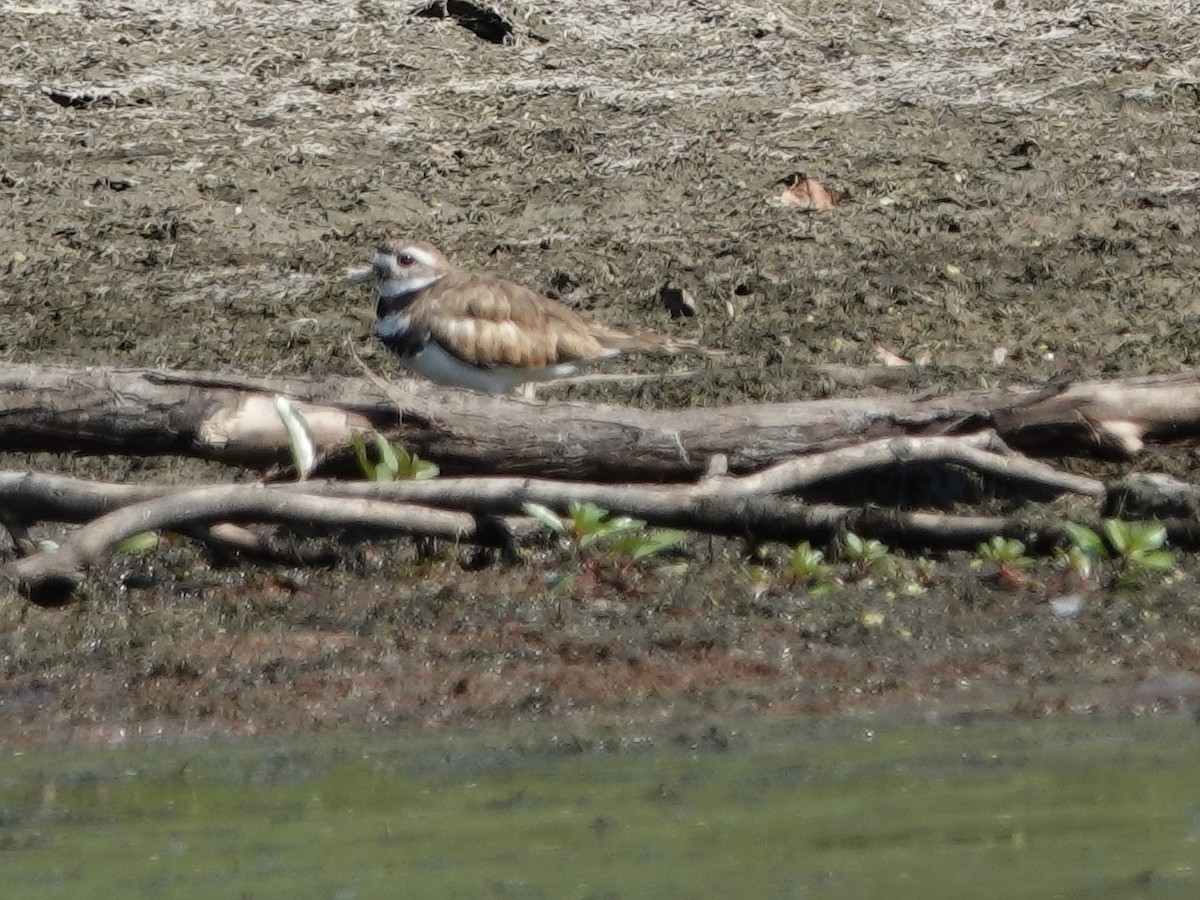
top-left (397, 253), bottom-right (416, 267)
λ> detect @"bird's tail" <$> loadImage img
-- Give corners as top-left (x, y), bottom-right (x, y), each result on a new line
top-left (589, 323), bottom-right (723, 358)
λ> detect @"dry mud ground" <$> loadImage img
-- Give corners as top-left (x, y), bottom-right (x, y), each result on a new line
top-left (3, 1), bottom-right (1200, 746)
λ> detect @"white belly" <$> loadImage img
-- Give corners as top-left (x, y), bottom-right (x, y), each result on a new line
top-left (377, 312), bottom-right (587, 395)
top-left (405, 340), bottom-right (581, 396)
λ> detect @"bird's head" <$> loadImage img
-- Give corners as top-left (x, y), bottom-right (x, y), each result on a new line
top-left (346, 240), bottom-right (450, 297)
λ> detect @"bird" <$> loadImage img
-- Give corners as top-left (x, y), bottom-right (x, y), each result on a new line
top-left (346, 239), bottom-right (711, 396)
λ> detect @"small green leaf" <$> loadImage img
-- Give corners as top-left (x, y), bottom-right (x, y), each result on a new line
top-left (567, 501), bottom-right (610, 536)
top-left (349, 431), bottom-right (376, 480)
top-left (579, 516), bottom-right (647, 549)
top-left (370, 432), bottom-right (399, 482)
top-left (789, 541), bottom-right (827, 578)
top-left (842, 532), bottom-right (888, 563)
top-left (976, 536), bottom-right (1031, 568)
top-left (1134, 550), bottom-right (1176, 570)
top-left (390, 444), bottom-right (438, 480)
top-left (408, 457), bottom-right (440, 480)
top-left (1065, 522), bottom-right (1105, 560)
top-left (273, 394), bottom-right (317, 480)
top-left (606, 529), bottom-right (685, 561)
top-left (1129, 523), bottom-right (1166, 553)
top-left (116, 531), bottom-right (159, 554)
top-left (1103, 519), bottom-right (1129, 557)
top-left (522, 502), bottom-right (568, 534)
top-left (394, 444), bottom-right (414, 471)
top-left (631, 529), bottom-right (686, 561)
top-left (1059, 544), bottom-right (1095, 580)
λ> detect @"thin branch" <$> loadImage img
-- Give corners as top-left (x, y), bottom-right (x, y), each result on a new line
top-left (727, 432), bottom-right (1106, 497)
top-left (5, 486), bottom-right (478, 603)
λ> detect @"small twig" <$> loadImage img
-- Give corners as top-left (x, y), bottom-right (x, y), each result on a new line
top-left (348, 338), bottom-right (399, 397)
top-left (539, 370), bottom-right (698, 389)
top-left (0, 511), bottom-right (37, 557)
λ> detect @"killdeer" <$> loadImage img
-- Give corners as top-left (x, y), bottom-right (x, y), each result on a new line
top-left (347, 239), bottom-right (709, 395)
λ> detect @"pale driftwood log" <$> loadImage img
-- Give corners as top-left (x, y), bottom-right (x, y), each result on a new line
top-left (6, 364), bottom-right (1200, 481)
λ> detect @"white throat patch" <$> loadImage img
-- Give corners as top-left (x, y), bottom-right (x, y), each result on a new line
top-left (378, 270), bottom-right (444, 297)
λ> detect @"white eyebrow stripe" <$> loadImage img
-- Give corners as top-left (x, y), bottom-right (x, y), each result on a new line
top-left (405, 246), bottom-right (443, 268)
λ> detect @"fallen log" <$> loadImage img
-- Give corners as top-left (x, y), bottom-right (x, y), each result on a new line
top-left (6, 364), bottom-right (1200, 481)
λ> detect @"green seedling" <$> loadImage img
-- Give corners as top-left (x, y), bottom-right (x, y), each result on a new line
top-left (1060, 522), bottom-right (1106, 582)
top-left (521, 501), bottom-right (685, 563)
top-left (567, 501), bottom-right (642, 548)
top-left (1103, 519), bottom-right (1175, 573)
top-left (787, 541), bottom-right (836, 595)
top-left (605, 528), bottom-right (688, 562)
top-left (1059, 520), bottom-right (1175, 589)
top-left (788, 541), bottom-right (827, 579)
top-left (976, 536), bottom-right (1032, 568)
top-left (350, 432), bottom-right (439, 481)
top-left (115, 531), bottom-right (160, 554)
top-left (976, 536), bottom-right (1035, 589)
top-left (842, 532), bottom-right (891, 579)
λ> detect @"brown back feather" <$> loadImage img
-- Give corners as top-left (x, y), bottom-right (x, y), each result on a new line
top-left (409, 271), bottom-right (610, 368)
top-left (406, 266), bottom-right (720, 367)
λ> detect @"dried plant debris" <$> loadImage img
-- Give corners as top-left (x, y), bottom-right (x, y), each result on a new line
top-left (92, 177), bottom-right (137, 192)
top-left (777, 172), bottom-right (849, 210)
top-left (873, 344), bottom-right (911, 367)
top-left (44, 88), bottom-right (150, 110)
top-left (411, 0), bottom-right (515, 45)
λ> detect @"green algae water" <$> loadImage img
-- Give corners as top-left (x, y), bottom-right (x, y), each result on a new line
top-left (1, 716), bottom-right (1198, 899)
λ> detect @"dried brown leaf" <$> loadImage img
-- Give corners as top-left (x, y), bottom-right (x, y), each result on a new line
top-left (874, 345), bottom-right (911, 367)
top-left (777, 172), bottom-right (847, 211)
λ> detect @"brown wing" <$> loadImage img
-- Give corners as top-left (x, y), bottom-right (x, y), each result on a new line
top-left (409, 271), bottom-right (612, 368)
